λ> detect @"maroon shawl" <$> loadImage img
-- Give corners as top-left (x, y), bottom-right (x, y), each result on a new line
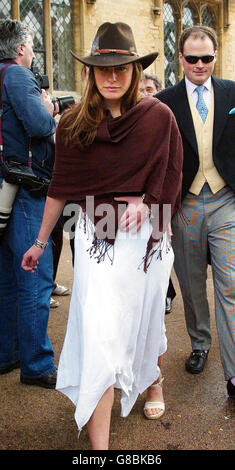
top-left (48, 97), bottom-right (183, 271)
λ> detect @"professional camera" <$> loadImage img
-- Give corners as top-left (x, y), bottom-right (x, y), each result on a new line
top-left (31, 64), bottom-right (75, 114)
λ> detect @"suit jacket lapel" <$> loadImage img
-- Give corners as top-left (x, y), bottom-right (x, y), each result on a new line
top-left (172, 80), bottom-right (198, 156)
top-left (174, 78), bottom-right (231, 154)
top-left (212, 76), bottom-right (231, 150)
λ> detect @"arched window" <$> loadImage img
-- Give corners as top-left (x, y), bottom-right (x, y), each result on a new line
top-left (19, 0), bottom-right (74, 91)
top-left (182, 3), bottom-right (197, 30)
top-left (164, 2), bottom-right (178, 87)
top-left (20, 0), bottom-right (45, 73)
top-left (201, 5), bottom-right (216, 29)
top-left (164, 1), bottom-right (219, 86)
top-left (51, 0), bottom-right (75, 91)
top-left (0, 0), bottom-right (11, 18)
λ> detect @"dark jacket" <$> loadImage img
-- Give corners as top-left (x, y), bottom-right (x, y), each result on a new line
top-left (0, 59), bottom-right (56, 180)
top-left (156, 76), bottom-right (235, 199)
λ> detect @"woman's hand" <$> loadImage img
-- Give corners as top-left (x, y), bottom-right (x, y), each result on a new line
top-left (114, 195), bottom-right (149, 234)
top-left (21, 245), bottom-right (44, 273)
top-left (21, 197), bottom-right (66, 272)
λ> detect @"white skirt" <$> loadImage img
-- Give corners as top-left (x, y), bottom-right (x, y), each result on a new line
top-left (56, 215), bottom-right (174, 432)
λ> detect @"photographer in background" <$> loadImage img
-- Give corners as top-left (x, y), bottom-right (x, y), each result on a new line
top-left (0, 19), bottom-right (58, 388)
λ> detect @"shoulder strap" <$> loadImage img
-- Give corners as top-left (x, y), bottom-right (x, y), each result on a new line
top-left (0, 63), bottom-right (32, 167)
top-left (0, 63), bottom-right (13, 164)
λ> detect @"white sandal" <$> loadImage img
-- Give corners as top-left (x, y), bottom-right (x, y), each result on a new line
top-left (144, 377), bottom-right (165, 420)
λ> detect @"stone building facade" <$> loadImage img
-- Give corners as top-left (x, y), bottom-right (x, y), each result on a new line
top-left (1, 0), bottom-right (235, 97)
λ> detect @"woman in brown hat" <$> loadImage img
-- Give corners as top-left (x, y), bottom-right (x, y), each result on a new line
top-left (22, 22), bottom-right (183, 449)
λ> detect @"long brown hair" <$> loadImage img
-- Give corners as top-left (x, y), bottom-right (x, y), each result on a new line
top-left (59, 62), bottom-right (143, 150)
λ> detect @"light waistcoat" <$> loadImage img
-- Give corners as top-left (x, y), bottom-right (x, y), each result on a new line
top-left (188, 90), bottom-right (226, 195)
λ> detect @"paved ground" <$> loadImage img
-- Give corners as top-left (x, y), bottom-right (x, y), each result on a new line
top-left (0, 237), bottom-right (234, 453)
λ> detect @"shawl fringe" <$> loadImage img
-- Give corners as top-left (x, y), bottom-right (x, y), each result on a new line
top-left (79, 211), bottom-right (114, 265)
top-left (87, 234), bottom-right (114, 265)
top-left (80, 210), bottom-right (172, 273)
top-left (140, 235), bottom-right (172, 273)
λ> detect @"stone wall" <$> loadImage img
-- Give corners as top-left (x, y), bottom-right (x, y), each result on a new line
top-left (222, 0), bottom-right (235, 80)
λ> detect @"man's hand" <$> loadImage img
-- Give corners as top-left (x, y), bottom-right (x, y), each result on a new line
top-left (41, 88), bottom-right (55, 116)
top-left (52, 100), bottom-right (60, 116)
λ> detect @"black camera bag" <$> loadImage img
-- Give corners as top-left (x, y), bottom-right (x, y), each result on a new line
top-left (2, 160), bottom-right (50, 198)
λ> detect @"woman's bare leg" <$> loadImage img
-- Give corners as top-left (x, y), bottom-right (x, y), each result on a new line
top-left (158, 354), bottom-right (163, 370)
top-left (87, 385), bottom-right (114, 450)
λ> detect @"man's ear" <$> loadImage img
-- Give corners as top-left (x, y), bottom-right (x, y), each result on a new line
top-left (17, 43), bottom-right (24, 57)
top-left (179, 52), bottom-right (183, 66)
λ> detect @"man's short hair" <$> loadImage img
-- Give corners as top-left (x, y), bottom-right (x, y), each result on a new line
top-left (179, 25), bottom-right (218, 53)
top-left (144, 73), bottom-right (163, 92)
top-left (0, 18), bottom-right (33, 60)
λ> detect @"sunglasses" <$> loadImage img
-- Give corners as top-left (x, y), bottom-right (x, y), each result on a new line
top-left (183, 54), bottom-right (215, 64)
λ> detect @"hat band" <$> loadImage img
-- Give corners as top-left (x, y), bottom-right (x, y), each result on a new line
top-left (93, 48), bottom-right (138, 56)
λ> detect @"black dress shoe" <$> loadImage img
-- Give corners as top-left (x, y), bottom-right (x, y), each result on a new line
top-left (227, 378), bottom-right (235, 399)
top-left (20, 369), bottom-right (57, 389)
top-left (165, 297), bottom-right (172, 314)
top-left (185, 350), bottom-right (209, 374)
top-left (0, 360), bottom-right (20, 375)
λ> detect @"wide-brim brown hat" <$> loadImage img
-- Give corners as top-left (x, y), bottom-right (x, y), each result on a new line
top-left (70, 22), bottom-right (158, 70)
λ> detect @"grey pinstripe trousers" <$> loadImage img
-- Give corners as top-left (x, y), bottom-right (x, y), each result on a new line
top-left (172, 184), bottom-right (235, 380)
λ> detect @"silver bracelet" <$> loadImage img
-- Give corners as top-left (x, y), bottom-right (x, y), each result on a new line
top-left (34, 238), bottom-right (48, 249)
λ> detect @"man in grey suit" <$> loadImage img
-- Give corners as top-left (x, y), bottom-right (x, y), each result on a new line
top-left (156, 25), bottom-right (235, 398)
